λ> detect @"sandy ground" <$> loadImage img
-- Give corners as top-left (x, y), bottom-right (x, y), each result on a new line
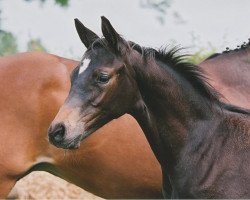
top-left (13, 171), bottom-right (103, 200)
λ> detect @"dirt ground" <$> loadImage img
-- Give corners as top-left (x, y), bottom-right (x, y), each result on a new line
top-left (13, 171), bottom-right (103, 200)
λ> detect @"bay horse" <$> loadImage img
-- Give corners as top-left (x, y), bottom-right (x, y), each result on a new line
top-left (1, 24), bottom-right (250, 199)
top-left (49, 17), bottom-right (250, 198)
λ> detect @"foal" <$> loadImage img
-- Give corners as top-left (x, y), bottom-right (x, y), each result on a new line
top-left (49, 17), bottom-right (250, 198)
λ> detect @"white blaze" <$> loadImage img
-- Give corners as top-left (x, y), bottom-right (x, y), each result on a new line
top-left (79, 58), bottom-right (91, 75)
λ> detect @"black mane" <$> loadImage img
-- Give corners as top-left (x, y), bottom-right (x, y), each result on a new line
top-left (130, 41), bottom-right (221, 104)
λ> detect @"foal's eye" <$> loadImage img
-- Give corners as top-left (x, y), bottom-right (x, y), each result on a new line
top-left (97, 73), bottom-right (110, 84)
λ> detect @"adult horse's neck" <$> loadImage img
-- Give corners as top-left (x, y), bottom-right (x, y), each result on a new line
top-left (129, 53), bottom-right (221, 175)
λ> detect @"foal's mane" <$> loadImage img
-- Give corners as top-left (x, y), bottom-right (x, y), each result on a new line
top-left (129, 42), bottom-right (250, 115)
top-left (129, 41), bottom-right (221, 104)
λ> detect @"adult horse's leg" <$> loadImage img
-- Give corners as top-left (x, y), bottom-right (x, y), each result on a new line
top-left (0, 179), bottom-right (16, 199)
top-left (0, 139), bottom-right (35, 199)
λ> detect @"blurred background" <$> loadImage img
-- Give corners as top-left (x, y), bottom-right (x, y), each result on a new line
top-left (1, 0), bottom-right (250, 199)
top-left (1, 0), bottom-right (250, 62)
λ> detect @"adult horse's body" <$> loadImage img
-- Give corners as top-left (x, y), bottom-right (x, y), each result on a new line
top-left (1, 33), bottom-right (250, 199)
top-left (49, 17), bottom-right (250, 198)
top-left (201, 46), bottom-right (250, 108)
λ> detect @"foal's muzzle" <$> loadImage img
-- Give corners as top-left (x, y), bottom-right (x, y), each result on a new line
top-left (48, 123), bottom-right (80, 149)
top-left (48, 123), bottom-right (65, 143)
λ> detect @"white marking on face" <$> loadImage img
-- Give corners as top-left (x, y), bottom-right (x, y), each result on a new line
top-left (79, 58), bottom-right (91, 75)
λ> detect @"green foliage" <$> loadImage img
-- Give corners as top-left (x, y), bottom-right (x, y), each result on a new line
top-left (0, 32), bottom-right (47, 56)
top-left (140, 0), bottom-right (172, 24)
top-left (55, 0), bottom-right (69, 7)
top-left (0, 30), bottom-right (18, 56)
top-left (25, 0), bottom-right (69, 7)
top-left (188, 48), bottom-right (216, 64)
top-left (27, 38), bottom-right (47, 52)
top-left (141, 0), bottom-right (171, 14)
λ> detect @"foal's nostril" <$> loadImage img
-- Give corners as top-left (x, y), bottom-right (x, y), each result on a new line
top-left (54, 124), bottom-right (65, 142)
top-left (49, 123), bottom-right (66, 144)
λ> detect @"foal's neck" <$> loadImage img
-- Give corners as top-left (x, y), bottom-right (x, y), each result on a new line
top-left (130, 58), bottom-right (221, 172)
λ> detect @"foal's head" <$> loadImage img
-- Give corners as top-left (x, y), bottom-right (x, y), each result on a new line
top-left (48, 17), bottom-right (143, 149)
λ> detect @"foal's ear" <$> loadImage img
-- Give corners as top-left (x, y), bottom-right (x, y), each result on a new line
top-left (101, 16), bottom-right (128, 53)
top-left (74, 18), bottom-right (99, 48)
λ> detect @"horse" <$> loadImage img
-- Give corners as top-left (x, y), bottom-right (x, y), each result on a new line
top-left (48, 17), bottom-right (250, 198)
top-left (1, 25), bottom-right (250, 199)
top-left (200, 44), bottom-right (250, 108)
